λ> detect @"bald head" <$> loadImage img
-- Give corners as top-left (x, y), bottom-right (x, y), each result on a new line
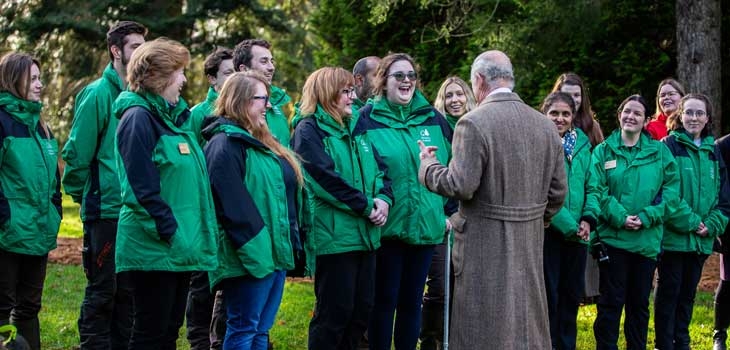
top-left (471, 50), bottom-right (514, 102)
top-left (353, 56), bottom-right (381, 103)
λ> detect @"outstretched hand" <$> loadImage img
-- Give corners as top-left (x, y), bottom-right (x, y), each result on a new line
top-left (417, 140), bottom-right (438, 161)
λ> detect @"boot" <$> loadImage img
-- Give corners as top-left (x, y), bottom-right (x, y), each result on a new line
top-left (420, 302), bottom-right (444, 350)
top-left (714, 281), bottom-right (730, 350)
top-left (12, 318), bottom-right (39, 350)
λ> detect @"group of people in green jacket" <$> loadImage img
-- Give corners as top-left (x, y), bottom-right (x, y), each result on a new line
top-left (2, 18), bottom-right (730, 350)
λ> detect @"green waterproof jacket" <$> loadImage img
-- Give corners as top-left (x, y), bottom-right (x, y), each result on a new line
top-left (188, 86), bottom-right (218, 146)
top-left (61, 63), bottom-right (123, 221)
top-left (268, 85), bottom-right (292, 145)
top-left (0, 92), bottom-right (62, 255)
top-left (445, 114), bottom-right (459, 131)
top-left (661, 131), bottom-right (729, 254)
top-left (549, 128), bottom-right (600, 243)
top-left (113, 91), bottom-right (218, 272)
top-left (202, 118), bottom-right (297, 287)
top-left (588, 130), bottom-right (680, 259)
top-left (291, 105), bottom-right (394, 260)
top-left (358, 91), bottom-right (456, 245)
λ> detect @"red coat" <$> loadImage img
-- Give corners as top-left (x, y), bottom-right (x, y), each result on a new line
top-left (646, 113), bottom-right (669, 140)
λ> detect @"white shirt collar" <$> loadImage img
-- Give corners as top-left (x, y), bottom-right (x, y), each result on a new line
top-left (487, 87), bottom-right (513, 97)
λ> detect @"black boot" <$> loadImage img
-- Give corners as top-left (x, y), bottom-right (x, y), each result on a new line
top-left (12, 318), bottom-right (39, 350)
top-left (714, 281), bottom-right (730, 350)
top-left (420, 302), bottom-right (444, 350)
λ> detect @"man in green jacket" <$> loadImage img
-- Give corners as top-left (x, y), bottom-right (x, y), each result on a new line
top-left (186, 46), bottom-right (234, 350)
top-left (232, 39), bottom-right (292, 145)
top-left (61, 20), bottom-right (146, 350)
top-left (352, 56), bottom-right (380, 111)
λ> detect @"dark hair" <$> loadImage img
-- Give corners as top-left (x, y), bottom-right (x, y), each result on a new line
top-left (106, 21), bottom-right (148, 61)
top-left (353, 56), bottom-right (379, 76)
top-left (541, 92), bottom-right (576, 114)
top-left (232, 39), bottom-right (271, 71)
top-left (617, 94), bottom-right (650, 120)
top-left (550, 72), bottom-right (603, 146)
top-left (204, 47), bottom-right (233, 77)
top-left (371, 53), bottom-right (420, 97)
top-left (669, 93), bottom-right (714, 138)
top-left (0, 52), bottom-right (41, 100)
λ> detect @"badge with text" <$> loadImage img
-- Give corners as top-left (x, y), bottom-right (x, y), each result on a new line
top-left (604, 159), bottom-right (617, 170)
top-left (178, 142), bottom-right (191, 155)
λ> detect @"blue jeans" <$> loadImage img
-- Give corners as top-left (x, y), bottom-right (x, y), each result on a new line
top-left (223, 270), bottom-right (285, 350)
top-left (369, 240), bottom-right (434, 350)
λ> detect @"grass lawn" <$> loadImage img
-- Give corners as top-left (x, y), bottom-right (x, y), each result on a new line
top-left (40, 260), bottom-right (717, 349)
top-left (59, 193), bottom-right (83, 238)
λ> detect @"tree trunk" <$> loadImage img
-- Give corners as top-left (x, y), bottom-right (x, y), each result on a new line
top-left (676, 0), bottom-right (722, 134)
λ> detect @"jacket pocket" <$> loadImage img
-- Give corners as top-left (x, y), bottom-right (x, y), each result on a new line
top-left (452, 216), bottom-right (466, 277)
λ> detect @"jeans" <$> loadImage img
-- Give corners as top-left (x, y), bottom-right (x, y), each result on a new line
top-left (78, 219), bottom-right (133, 350)
top-left (0, 249), bottom-right (48, 350)
top-left (308, 251), bottom-right (376, 350)
top-left (369, 240), bottom-right (434, 350)
top-left (223, 270), bottom-right (286, 350)
top-left (654, 251), bottom-right (707, 350)
top-left (128, 271), bottom-right (190, 350)
top-left (593, 245), bottom-right (655, 350)
top-left (543, 228), bottom-right (587, 350)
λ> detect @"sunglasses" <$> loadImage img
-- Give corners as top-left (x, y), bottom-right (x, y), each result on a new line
top-left (387, 71), bottom-right (418, 82)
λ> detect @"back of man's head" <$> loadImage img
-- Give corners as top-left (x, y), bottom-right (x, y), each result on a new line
top-left (233, 39), bottom-right (271, 72)
top-left (471, 50), bottom-right (514, 91)
top-left (106, 21), bottom-right (148, 61)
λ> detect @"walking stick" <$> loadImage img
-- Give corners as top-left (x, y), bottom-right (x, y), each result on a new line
top-left (443, 228), bottom-right (452, 350)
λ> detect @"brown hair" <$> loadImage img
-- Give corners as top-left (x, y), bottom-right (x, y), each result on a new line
top-left (299, 67), bottom-right (355, 127)
top-left (215, 71), bottom-right (303, 184)
top-left (127, 38), bottom-right (190, 94)
top-left (371, 53), bottom-right (420, 97)
top-left (0, 52), bottom-right (40, 100)
top-left (540, 92), bottom-right (576, 115)
top-left (204, 47), bottom-right (234, 77)
top-left (232, 39), bottom-right (271, 71)
top-left (106, 21), bottom-right (148, 61)
top-left (550, 72), bottom-right (603, 146)
top-left (668, 93), bottom-right (714, 138)
top-left (433, 76), bottom-right (477, 116)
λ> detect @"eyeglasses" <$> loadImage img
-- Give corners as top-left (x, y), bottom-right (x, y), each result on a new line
top-left (682, 109), bottom-right (707, 118)
top-left (387, 71), bottom-right (418, 82)
top-left (252, 95), bottom-right (269, 105)
top-left (341, 87), bottom-right (356, 97)
top-left (659, 91), bottom-right (679, 99)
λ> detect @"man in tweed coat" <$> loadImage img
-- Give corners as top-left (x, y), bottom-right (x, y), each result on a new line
top-left (418, 50), bottom-right (567, 349)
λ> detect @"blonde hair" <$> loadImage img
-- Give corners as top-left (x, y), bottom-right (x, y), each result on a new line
top-left (0, 52), bottom-right (40, 100)
top-left (215, 71), bottom-right (303, 184)
top-left (127, 38), bottom-right (190, 94)
top-left (433, 76), bottom-right (476, 116)
top-left (299, 67), bottom-right (355, 127)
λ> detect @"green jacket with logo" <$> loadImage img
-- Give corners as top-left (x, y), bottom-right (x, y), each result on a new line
top-left (268, 85), bottom-right (292, 145)
top-left (291, 105), bottom-right (394, 259)
top-left (661, 130), bottom-right (729, 254)
top-left (0, 92), bottom-right (62, 255)
top-left (113, 91), bottom-right (218, 272)
top-left (588, 130), bottom-right (680, 259)
top-left (549, 128), bottom-right (600, 243)
top-left (61, 63), bottom-right (123, 221)
top-left (202, 118), bottom-right (297, 287)
top-left (357, 91), bottom-right (456, 245)
top-left (188, 86), bottom-right (218, 146)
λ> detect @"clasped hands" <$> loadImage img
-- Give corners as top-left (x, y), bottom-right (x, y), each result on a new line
top-left (369, 198), bottom-right (389, 227)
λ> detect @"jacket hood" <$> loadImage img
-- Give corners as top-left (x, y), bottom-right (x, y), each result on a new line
top-left (102, 63), bottom-right (124, 93)
top-left (369, 90), bottom-right (434, 128)
top-left (292, 104), bottom-right (351, 137)
top-left (201, 116), bottom-right (266, 149)
top-left (112, 91), bottom-right (188, 123)
top-left (604, 129), bottom-right (660, 160)
top-left (0, 92), bottom-right (42, 125)
top-left (670, 129), bottom-right (715, 151)
top-left (270, 85), bottom-right (291, 107)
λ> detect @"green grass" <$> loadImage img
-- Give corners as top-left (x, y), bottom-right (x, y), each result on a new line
top-left (39, 261), bottom-right (718, 349)
top-left (59, 193), bottom-right (82, 238)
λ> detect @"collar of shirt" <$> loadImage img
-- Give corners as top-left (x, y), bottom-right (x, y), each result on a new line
top-left (487, 87), bottom-right (513, 97)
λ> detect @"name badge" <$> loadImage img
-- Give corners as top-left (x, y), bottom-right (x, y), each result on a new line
top-left (604, 159), bottom-right (617, 169)
top-left (178, 143), bottom-right (191, 155)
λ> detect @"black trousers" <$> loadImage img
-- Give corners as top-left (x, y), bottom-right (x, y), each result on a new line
top-left (593, 245), bottom-right (656, 350)
top-left (0, 249), bottom-right (48, 350)
top-left (78, 219), bottom-right (133, 350)
top-left (654, 251), bottom-right (707, 350)
top-left (128, 271), bottom-right (190, 350)
top-left (543, 228), bottom-right (587, 350)
top-left (186, 271), bottom-right (214, 350)
top-left (308, 250), bottom-right (376, 350)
